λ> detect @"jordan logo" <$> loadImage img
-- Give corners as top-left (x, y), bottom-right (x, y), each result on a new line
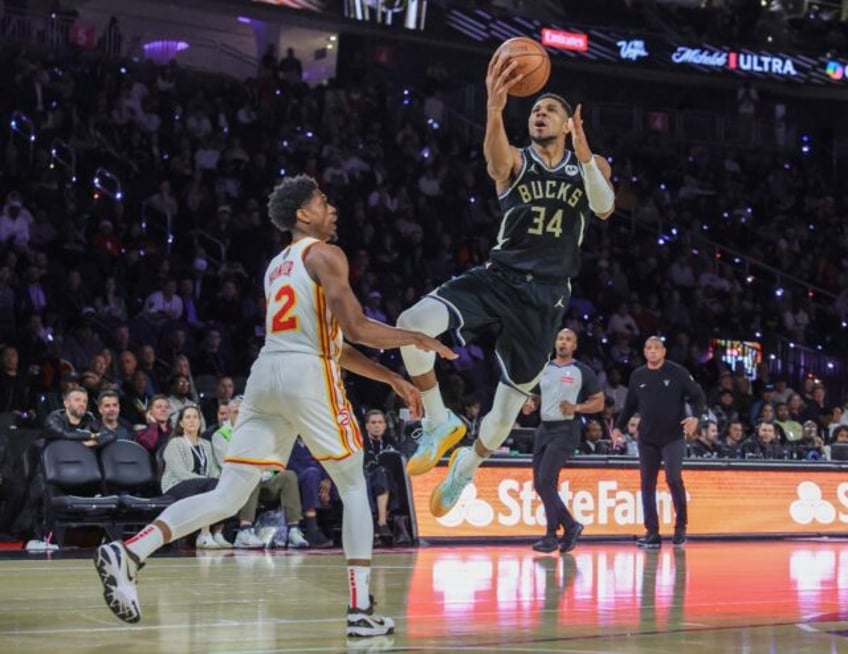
top-left (554, 297), bottom-right (565, 308)
top-left (528, 163), bottom-right (538, 175)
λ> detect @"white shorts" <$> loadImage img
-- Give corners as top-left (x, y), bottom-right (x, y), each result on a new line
top-left (223, 352), bottom-right (363, 469)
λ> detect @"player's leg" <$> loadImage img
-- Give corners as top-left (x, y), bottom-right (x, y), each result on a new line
top-left (429, 379), bottom-right (529, 517)
top-left (93, 462), bottom-right (261, 623)
top-left (396, 296), bottom-right (468, 474)
top-left (322, 453), bottom-right (393, 637)
top-left (295, 362), bottom-right (394, 637)
top-left (398, 270), bottom-right (502, 475)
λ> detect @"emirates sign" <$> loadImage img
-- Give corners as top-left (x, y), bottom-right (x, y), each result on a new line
top-left (541, 28), bottom-right (588, 52)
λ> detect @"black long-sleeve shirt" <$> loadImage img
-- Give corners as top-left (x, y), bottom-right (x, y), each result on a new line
top-left (615, 361), bottom-right (706, 446)
top-left (43, 409), bottom-right (115, 449)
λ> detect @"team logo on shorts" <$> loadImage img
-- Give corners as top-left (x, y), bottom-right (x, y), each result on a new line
top-left (565, 164), bottom-right (579, 176)
top-left (337, 408), bottom-right (351, 426)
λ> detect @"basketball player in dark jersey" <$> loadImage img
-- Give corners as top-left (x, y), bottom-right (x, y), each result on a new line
top-left (397, 51), bottom-right (615, 517)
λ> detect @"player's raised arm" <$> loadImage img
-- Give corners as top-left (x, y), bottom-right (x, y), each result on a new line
top-left (305, 242), bottom-right (456, 359)
top-left (484, 52), bottom-right (523, 190)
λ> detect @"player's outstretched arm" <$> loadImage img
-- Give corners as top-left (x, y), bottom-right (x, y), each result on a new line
top-left (306, 242), bottom-right (457, 359)
top-left (484, 52), bottom-right (523, 189)
top-left (568, 103), bottom-right (615, 220)
top-left (340, 343), bottom-right (423, 419)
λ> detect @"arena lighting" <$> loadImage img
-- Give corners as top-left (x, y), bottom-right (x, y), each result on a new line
top-left (142, 40), bottom-right (190, 62)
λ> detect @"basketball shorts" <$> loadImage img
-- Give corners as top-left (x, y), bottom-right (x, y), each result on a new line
top-left (431, 263), bottom-right (570, 388)
top-left (223, 352), bottom-right (363, 469)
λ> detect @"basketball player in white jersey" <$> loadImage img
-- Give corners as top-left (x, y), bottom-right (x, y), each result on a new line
top-left (93, 175), bottom-right (456, 638)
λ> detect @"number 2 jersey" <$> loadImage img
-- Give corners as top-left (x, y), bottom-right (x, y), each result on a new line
top-left (490, 146), bottom-right (591, 280)
top-left (261, 236), bottom-right (343, 361)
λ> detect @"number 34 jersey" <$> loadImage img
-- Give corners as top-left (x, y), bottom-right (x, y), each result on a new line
top-left (261, 236), bottom-right (343, 361)
top-left (490, 146), bottom-right (591, 281)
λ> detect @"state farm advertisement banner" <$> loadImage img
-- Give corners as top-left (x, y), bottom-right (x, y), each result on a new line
top-left (412, 464), bottom-right (848, 538)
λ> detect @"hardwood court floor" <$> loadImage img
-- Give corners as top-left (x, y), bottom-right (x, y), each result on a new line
top-left (1, 539), bottom-right (848, 653)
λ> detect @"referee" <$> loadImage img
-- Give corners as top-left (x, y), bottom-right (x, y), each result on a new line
top-left (613, 336), bottom-right (705, 548)
top-left (532, 329), bottom-right (605, 553)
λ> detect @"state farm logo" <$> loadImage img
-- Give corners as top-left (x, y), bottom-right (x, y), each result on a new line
top-left (435, 483), bottom-right (494, 527)
top-left (790, 481), bottom-right (836, 524)
top-left (436, 479), bottom-right (678, 527)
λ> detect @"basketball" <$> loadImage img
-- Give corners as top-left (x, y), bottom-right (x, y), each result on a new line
top-left (495, 37), bottom-right (551, 97)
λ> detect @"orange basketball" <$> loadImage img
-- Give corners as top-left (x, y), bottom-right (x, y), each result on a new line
top-left (495, 37), bottom-right (551, 97)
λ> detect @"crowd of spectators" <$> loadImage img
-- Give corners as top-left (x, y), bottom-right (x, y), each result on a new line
top-left (0, 20), bottom-right (847, 540)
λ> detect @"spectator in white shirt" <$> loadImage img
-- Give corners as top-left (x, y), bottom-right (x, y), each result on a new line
top-left (143, 279), bottom-right (184, 325)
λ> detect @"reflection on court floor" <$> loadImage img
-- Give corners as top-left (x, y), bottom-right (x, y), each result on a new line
top-left (1, 540), bottom-right (848, 652)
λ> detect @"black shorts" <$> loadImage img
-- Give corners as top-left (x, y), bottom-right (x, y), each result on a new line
top-left (431, 263), bottom-right (570, 387)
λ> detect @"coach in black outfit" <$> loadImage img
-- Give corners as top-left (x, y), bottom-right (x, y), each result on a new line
top-left (613, 336), bottom-right (705, 548)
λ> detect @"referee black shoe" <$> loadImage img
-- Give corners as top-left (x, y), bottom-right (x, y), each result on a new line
top-left (559, 522), bottom-right (584, 553)
top-left (532, 535), bottom-right (559, 553)
top-left (672, 526), bottom-right (686, 547)
top-left (636, 532), bottom-right (662, 549)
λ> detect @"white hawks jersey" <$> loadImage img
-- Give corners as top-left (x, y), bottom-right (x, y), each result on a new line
top-left (261, 236), bottom-right (343, 361)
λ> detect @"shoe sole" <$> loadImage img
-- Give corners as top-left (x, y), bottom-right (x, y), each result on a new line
top-left (93, 545), bottom-right (141, 624)
top-left (532, 544), bottom-right (558, 553)
top-left (406, 422), bottom-right (467, 477)
top-left (347, 625), bottom-right (396, 637)
top-left (429, 447), bottom-right (468, 518)
top-left (637, 543), bottom-right (662, 549)
top-left (560, 525), bottom-right (584, 553)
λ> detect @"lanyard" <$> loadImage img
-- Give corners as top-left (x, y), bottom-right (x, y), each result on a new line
top-left (185, 436), bottom-right (207, 474)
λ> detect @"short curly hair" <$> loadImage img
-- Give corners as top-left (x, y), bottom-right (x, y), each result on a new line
top-left (267, 175), bottom-right (319, 232)
top-left (533, 92), bottom-right (573, 118)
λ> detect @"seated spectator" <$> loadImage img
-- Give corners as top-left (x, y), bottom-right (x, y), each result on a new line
top-left (167, 374), bottom-right (205, 430)
top-left (756, 403), bottom-right (787, 442)
top-left (160, 406), bottom-right (230, 549)
top-left (722, 420), bottom-right (749, 459)
top-left (134, 394), bottom-right (172, 455)
top-left (362, 410), bottom-right (399, 545)
top-left (44, 387), bottom-right (115, 450)
top-left (142, 278), bottom-right (183, 327)
top-left (96, 390), bottom-right (133, 441)
top-left (775, 402), bottom-right (803, 442)
top-left (458, 395), bottom-right (482, 447)
top-left (598, 396), bottom-right (617, 440)
top-left (0, 345), bottom-right (31, 424)
top-left (200, 375), bottom-right (235, 427)
top-left (749, 383), bottom-right (777, 427)
top-left (613, 413), bottom-right (640, 456)
top-left (688, 420), bottom-right (725, 458)
top-left (210, 397), bottom-right (309, 549)
top-left (796, 423), bottom-right (826, 461)
top-left (741, 422), bottom-right (788, 460)
top-left (579, 419), bottom-right (609, 454)
top-left (121, 370), bottom-right (154, 426)
top-left (286, 437), bottom-right (335, 548)
top-left (201, 399), bottom-right (229, 441)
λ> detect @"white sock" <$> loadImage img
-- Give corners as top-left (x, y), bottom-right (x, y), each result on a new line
top-left (422, 387), bottom-right (448, 425)
top-left (458, 445), bottom-right (486, 478)
top-left (124, 523), bottom-right (165, 562)
top-left (347, 565), bottom-right (371, 610)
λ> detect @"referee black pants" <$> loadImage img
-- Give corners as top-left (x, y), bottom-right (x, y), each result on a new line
top-left (532, 422), bottom-right (578, 537)
top-left (638, 439), bottom-right (687, 534)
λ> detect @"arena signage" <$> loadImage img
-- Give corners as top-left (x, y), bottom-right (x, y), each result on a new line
top-left (541, 28), bottom-right (588, 52)
top-left (411, 463), bottom-right (848, 538)
top-left (671, 46), bottom-right (798, 76)
top-left (443, 7), bottom-right (845, 86)
top-left (617, 39), bottom-right (648, 61)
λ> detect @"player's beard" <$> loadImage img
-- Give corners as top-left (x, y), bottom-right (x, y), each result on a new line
top-left (530, 133), bottom-right (557, 147)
